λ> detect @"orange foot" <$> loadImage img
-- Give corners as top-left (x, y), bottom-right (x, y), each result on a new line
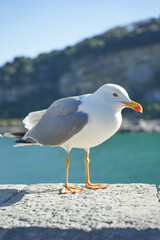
top-left (61, 185), bottom-right (82, 194)
top-left (85, 182), bottom-right (108, 190)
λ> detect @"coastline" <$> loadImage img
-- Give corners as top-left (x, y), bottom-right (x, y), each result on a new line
top-left (120, 118), bottom-right (160, 132)
top-left (0, 118), bottom-right (160, 133)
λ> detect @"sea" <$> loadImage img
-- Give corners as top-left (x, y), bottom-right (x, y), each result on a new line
top-left (0, 133), bottom-right (160, 186)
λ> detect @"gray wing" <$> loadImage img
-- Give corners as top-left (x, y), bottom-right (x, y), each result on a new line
top-left (22, 96), bottom-right (81, 130)
top-left (23, 96), bottom-right (88, 146)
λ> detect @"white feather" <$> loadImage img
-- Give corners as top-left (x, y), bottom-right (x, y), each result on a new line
top-left (23, 110), bottom-right (46, 130)
top-left (13, 143), bottom-right (39, 147)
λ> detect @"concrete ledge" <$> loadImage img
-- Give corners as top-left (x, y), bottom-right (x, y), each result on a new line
top-left (0, 183), bottom-right (160, 240)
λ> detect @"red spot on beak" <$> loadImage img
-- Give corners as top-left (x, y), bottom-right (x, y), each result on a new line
top-left (122, 100), bottom-right (143, 113)
top-left (134, 106), bottom-right (141, 112)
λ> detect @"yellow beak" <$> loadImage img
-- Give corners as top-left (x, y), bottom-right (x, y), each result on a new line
top-left (121, 100), bottom-right (143, 113)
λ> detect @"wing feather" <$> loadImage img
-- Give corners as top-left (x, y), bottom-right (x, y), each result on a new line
top-left (23, 110), bottom-right (46, 130)
top-left (23, 96), bottom-right (88, 146)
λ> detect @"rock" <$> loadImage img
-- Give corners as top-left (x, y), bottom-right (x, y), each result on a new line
top-left (157, 185), bottom-right (160, 202)
top-left (120, 119), bottom-right (160, 132)
top-left (0, 183), bottom-right (160, 239)
top-left (1, 18), bottom-right (160, 120)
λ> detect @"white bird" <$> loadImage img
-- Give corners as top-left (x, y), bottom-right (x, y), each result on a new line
top-left (1, 84), bottom-right (142, 194)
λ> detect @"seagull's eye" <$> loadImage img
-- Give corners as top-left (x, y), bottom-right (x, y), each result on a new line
top-left (113, 93), bottom-right (118, 97)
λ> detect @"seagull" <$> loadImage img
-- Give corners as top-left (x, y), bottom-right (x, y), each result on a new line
top-left (1, 84), bottom-right (142, 194)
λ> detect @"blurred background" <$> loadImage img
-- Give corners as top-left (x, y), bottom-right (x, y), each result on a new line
top-left (0, 0), bottom-right (160, 186)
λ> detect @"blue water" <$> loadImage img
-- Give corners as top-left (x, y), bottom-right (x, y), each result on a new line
top-left (0, 133), bottom-right (160, 186)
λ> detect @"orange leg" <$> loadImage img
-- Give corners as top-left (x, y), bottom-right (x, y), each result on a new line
top-left (84, 151), bottom-right (108, 190)
top-left (61, 152), bottom-right (82, 194)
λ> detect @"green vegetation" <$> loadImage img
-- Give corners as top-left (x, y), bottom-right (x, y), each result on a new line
top-left (145, 103), bottom-right (160, 119)
top-left (0, 18), bottom-right (160, 120)
top-left (0, 118), bottom-right (22, 127)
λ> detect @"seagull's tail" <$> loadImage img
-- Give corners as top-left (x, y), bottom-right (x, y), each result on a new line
top-left (1, 131), bottom-right (38, 147)
top-left (0, 131), bottom-right (26, 138)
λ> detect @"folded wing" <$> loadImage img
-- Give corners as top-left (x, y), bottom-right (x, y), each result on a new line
top-left (22, 96), bottom-right (88, 146)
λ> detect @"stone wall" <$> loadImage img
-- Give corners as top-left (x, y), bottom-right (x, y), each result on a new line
top-left (0, 183), bottom-right (160, 240)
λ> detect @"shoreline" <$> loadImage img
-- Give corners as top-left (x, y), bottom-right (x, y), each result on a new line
top-left (120, 118), bottom-right (160, 132)
top-left (0, 118), bottom-right (160, 133)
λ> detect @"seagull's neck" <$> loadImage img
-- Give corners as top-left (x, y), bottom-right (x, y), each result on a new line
top-left (87, 91), bottom-right (122, 115)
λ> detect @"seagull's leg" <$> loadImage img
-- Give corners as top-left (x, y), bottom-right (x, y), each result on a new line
top-left (84, 150), bottom-right (108, 190)
top-left (61, 152), bottom-right (82, 194)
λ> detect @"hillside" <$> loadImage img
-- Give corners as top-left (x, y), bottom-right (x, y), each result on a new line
top-left (0, 17), bottom-right (160, 119)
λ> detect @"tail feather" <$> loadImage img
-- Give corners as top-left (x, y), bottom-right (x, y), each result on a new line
top-left (15, 138), bottom-right (36, 144)
top-left (1, 131), bottom-right (27, 138)
top-left (14, 140), bottom-right (38, 147)
top-left (1, 131), bottom-right (38, 147)
top-left (14, 142), bottom-right (38, 147)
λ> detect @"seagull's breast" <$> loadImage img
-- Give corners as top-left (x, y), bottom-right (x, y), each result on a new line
top-left (61, 97), bottom-right (122, 151)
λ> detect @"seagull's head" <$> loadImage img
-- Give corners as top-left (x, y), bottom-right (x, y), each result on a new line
top-left (94, 84), bottom-right (143, 113)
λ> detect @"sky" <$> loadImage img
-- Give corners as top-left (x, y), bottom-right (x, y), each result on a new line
top-left (0, 0), bottom-right (160, 66)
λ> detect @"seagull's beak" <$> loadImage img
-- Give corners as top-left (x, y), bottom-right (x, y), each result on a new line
top-left (121, 100), bottom-right (143, 113)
